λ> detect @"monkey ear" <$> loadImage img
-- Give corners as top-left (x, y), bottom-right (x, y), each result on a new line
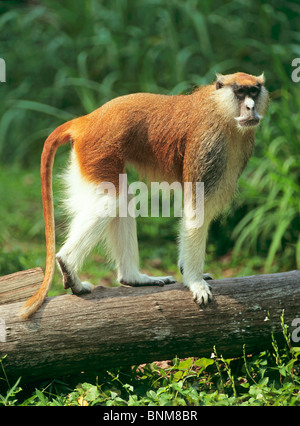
top-left (215, 73), bottom-right (224, 90)
top-left (256, 72), bottom-right (265, 84)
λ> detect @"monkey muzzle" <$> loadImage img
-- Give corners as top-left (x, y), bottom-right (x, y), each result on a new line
top-left (235, 96), bottom-right (262, 128)
top-left (236, 116), bottom-right (260, 127)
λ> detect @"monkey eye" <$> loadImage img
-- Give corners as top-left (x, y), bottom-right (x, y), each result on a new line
top-left (235, 87), bottom-right (246, 99)
top-left (249, 86), bottom-right (260, 98)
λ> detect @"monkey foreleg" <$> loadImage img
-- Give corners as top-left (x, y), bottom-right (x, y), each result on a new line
top-left (178, 217), bottom-right (213, 306)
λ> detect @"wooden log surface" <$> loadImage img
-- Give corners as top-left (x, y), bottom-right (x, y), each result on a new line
top-left (0, 269), bottom-right (299, 383)
top-left (0, 268), bottom-right (44, 305)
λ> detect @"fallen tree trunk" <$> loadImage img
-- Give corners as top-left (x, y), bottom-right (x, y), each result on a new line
top-left (0, 268), bottom-right (43, 305)
top-left (0, 269), bottom-right (299, 383)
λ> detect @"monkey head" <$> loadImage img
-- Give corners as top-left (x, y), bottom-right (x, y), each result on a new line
top-left (214, 72), bottom-right (268, 130)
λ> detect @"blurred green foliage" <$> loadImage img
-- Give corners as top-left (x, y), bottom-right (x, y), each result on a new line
top-left (0, 0), bottom-right (299, 277)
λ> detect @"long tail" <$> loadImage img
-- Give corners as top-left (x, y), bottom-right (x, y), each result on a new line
top-left (19, 122), bottom-right (72, 319)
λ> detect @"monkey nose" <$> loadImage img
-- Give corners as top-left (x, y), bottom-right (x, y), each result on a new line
top-left (245, 97), bottom-right (255, 111)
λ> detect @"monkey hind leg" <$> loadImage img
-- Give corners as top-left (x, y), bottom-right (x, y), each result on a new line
top-left (56, 208), bottom-right (113, 295)
top-left (57, 154), bottom-right (117, 294)
top-left (106, 214), bottom-right (176, 288)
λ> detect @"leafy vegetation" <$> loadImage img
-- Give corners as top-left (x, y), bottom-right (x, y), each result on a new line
top-left (1, 314), bottom-right (300, 406)
top-left (0, 0), bottom-right (299, 406)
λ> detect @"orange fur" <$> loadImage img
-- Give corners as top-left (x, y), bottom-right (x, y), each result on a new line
top-left (218, 72), bottom-right (265, 86)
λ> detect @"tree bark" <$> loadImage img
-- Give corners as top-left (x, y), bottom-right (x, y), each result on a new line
top-left (0, 268), bottom-right (43, 305)
top-left (0, 269), bottom-right (299, 383)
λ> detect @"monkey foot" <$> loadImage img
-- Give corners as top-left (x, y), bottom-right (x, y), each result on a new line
top-left (56, 255), bottom-right (94, 295)
top-left (120, 274), bottom-right (176, 287)
top-left (72, 281), bottom-right (94, 295)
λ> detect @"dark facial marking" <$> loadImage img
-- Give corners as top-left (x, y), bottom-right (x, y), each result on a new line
top-left (233, 83), bottom-right (261, 100)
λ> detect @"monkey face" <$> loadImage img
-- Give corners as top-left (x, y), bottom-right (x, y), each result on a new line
top-left (214, 72), bottom-right (269, 130)
top-left (233, 84), bottom-right (264, 128)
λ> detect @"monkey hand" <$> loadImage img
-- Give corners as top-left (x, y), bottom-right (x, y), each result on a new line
top-left (188, 279), bottom-right (212, 306)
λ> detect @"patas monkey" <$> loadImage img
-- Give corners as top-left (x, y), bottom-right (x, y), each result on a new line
top-left (19, 72), bottom-right (268, 319)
